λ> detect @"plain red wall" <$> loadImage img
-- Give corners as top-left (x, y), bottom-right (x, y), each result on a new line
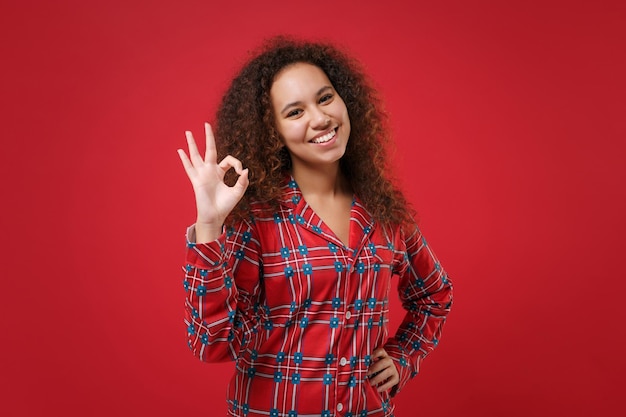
top-left (2, 1), bottom-right (624, 416)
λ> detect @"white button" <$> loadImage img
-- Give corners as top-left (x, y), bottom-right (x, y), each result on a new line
top-left (345, 311), bottom-right (352, 320)
top-left (337, 403), bottom-right (343, 412)
top-left (339, 357), bottom-right (347, 366)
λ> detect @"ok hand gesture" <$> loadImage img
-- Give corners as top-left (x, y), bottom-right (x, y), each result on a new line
top-left (177, 123), bottom-right (249, 243)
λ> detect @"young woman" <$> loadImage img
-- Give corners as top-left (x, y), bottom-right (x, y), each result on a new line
top-left (178, 37), bottom-right (453, 417)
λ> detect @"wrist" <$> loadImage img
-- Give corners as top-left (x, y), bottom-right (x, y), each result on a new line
top-left (194, 221), bottom-right (224, 243)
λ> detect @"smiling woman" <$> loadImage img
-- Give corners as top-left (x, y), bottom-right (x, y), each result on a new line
top-left (176, 36), bottom-right (453, 417)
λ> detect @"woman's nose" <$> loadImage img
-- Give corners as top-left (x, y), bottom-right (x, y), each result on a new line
top-left (310, 108), bottom-right (330, 129)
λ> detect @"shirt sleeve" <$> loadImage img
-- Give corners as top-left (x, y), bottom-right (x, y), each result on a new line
top-left (383, 223), bottom-right (454, 396)
top-left (183, 220), bottom-right (262, 362)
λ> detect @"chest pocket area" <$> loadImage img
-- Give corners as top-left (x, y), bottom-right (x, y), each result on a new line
top-left (261, 243), bottom-right (341, 325)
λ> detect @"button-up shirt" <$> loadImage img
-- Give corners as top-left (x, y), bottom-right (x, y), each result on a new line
top-left (183, 179), bottom-right (453, 417)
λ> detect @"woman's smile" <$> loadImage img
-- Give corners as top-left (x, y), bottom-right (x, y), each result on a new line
top-left (310, 127), bottom-right (338, 144)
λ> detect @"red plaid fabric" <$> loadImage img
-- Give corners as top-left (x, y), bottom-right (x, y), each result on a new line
top-left (183, 179), bottom-right (453, 417)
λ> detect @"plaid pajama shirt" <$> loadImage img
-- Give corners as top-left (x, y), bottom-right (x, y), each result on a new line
top-left (183, 179), bottom-right (453, 417)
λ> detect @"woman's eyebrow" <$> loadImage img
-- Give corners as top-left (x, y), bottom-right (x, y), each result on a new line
top-left (280, 86), bottom-right (333, 114)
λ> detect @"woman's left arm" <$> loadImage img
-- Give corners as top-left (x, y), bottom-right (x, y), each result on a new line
top-left (383, 224), bottom-right (454, 396)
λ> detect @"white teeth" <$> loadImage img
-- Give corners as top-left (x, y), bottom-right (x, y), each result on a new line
top-left (311, 130), bottom-right (336, 144)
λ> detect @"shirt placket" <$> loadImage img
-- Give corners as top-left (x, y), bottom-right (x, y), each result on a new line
top-left (336, 233), bottom-right (376, 416)
top-left (293, 195), bottom-right (376, 417)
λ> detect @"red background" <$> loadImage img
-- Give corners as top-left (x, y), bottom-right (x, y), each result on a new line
top-left (2, 1), bottom-right (625, 416)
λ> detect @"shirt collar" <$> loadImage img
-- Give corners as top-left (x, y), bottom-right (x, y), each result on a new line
top-left (278, 176), bottom-right (376, 251)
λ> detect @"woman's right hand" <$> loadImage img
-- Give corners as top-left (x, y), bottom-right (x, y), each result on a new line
top-left (177, 123), bottom-right (249, 243)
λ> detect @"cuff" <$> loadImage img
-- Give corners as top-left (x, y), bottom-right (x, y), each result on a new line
top-left (185, 224), bottom-right (227, 270)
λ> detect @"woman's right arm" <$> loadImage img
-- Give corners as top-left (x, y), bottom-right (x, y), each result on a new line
top-left (178, 123), bottom-right (257, 362)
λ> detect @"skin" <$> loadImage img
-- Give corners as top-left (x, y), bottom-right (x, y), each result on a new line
top-left (177, 123), bottom-right (249, 243)
top-left (177, 62), bottom-right (399, 393)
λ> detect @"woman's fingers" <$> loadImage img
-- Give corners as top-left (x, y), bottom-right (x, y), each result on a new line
top-left (376, 378), bottom-right (398, 392)
top-left (204, 122), bottom-right (217, 163)
top-left (218, 155), bottom-right (245, 175)
top-left (218, 156), bottom-right (249, 196)
top-left (177, 149), bottom-right (194, 177)
top-left (367, 359), bottom-right (393, 384)
top-left (367, 348), bottom-right (399, 392)
top-left (369, 365), bottom-right (398, 392)
top-left (233, 168), bottom-right (250, 192)
top-left (185, 130), bottom-right (204, 167)
top-left (372, 348), bottom-right (387, 359)
top-left (179, 125), bottom-right (248, 192)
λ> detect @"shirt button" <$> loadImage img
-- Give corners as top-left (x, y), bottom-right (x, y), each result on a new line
top-left (339, 357), bottom-right (347, 366)
top-left (345, 311), bottom-right (352, 320)
top-left (337, 403), bottom-right (344, 412)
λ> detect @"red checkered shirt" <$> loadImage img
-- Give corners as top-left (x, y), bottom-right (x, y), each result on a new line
top-left (183, 179), bottom-right (453, 417)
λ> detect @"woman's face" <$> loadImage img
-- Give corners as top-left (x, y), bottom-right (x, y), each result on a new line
top-left (270, 62), bottom-right (351, 172)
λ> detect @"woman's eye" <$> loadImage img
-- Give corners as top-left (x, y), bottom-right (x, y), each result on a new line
top-left (319, 94), bottom-right (333, 104)
top-left (286, 109), bottom-right (302, 117)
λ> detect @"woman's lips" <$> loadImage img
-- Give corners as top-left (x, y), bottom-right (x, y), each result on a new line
top-left (310, 128), bottom-right (337, 144)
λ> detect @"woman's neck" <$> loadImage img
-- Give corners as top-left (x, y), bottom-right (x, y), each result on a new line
top-left (291, 163), bottom-right (351, 198)
top-left (291, 162), bottom-right (354, 247)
